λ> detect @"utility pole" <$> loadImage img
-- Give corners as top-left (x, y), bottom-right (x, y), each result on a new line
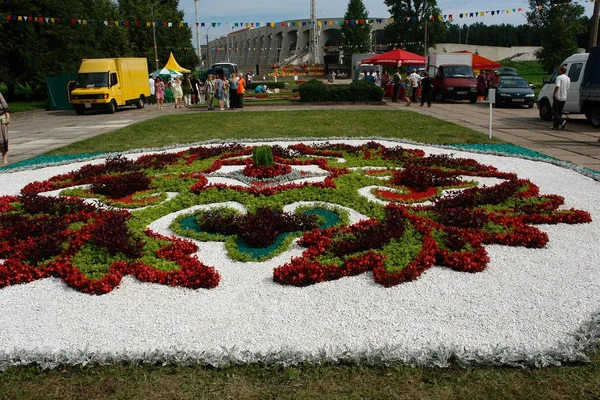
top-left (194, 0), bottom-right (201, 66)
top-left (309, 0), bottom-right (319, 64)
top-left (591, 1), bottom-right (600, 49)
top-left (150, 0), bottom-right (160, 71)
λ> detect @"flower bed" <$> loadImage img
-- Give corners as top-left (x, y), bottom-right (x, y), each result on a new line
top-left (0, 139), bottom-right (599, 370)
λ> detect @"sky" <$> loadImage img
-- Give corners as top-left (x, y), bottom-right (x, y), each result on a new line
top-left (176, 0), bottom-right (597, 41)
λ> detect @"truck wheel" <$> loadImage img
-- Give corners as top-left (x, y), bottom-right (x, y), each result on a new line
top-left (75, 108), bottom-right (84, 115)
top-left (435, 91), bottom-right (445, 103)
top-left (107, 100), bottom-right (117, 114)
top-left (136, 96), bottom-right (145, 109)
top-left (539, 99), bottom-right (552, 120)
top-left (469, 96), bottom-right (477, 103)
top-left (589, 106), bottom-right (600, 128)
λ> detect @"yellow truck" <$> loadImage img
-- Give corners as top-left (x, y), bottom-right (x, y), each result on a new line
top-left (69, 58), bottom-right (150, 115)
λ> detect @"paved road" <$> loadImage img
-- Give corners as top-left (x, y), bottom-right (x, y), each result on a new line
top-left (5, 100), bottom-right (600, 172)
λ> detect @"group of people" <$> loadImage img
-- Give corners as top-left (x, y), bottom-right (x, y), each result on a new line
top-left (476, 70), bottom-right (496, 100)
top-left (149, 72), bottom-right (248, 112)
top-left (391, 68), bottom-right (433, 107)
top-left (204, 72), bottom-right (246, 110)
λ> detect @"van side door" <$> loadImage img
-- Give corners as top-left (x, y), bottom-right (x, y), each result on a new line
top-left (110, 71), bottom-right (123, 105)
top-left (565, 62), bottom-right (584, 112)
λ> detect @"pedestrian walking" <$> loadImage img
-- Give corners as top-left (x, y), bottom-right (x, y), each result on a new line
top-left (552, 65), bottom-right (571, 130)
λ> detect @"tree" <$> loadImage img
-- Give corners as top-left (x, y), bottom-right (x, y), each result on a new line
top-left (383, 0), bottom-right (447, 55)
top-left (0, 0), bottom-right (132, 98)
top-left (526, 0), bottom-right (586, 73)
top-left (118, 0), bottom-right (198, 72)
top-left (339, 0), bottom-right (372, 67)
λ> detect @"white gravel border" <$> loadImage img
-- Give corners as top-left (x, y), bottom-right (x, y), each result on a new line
top-left (1, 139), bottom-right (600, 369)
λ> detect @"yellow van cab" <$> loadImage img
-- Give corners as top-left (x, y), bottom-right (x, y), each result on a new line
top-left (70, 58), bottom-right (150, 115)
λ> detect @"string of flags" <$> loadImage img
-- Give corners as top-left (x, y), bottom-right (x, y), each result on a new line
top-left (202, 43), bottom-right (423, 52)
top-left (4, 15), bottom-right (188, 27)
top-left (5, 1), bottom-right (595, 29)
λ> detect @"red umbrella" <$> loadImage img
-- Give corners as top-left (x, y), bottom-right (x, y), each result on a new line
top-left (360, 49), bottom-right (425, 66)
top-left (452, 50), bottom-right (501, 70)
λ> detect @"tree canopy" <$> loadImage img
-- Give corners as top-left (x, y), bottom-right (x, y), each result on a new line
top-left (383, 0), bottom-right (447, 55)
top-left (526, 0), bottom-right (586, 73)
top-left (340, 0), bottom-right (372, 67)
top-left (0, 0), bottom-right (198, 98)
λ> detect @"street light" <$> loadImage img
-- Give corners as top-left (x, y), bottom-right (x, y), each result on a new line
top-left (206, 25), bottom-right (213, 67)
top-left (150, 0), bottom-right (161, 71)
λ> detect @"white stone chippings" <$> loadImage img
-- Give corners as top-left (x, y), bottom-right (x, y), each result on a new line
top-left (1, 139), bottom-right (600, 369)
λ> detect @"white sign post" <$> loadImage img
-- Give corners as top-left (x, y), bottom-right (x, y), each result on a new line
top-left (487, 88), bottom-right (496, 139)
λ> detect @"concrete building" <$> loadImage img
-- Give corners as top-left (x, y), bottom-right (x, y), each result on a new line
top-left (206, 18), bottom-right (389, 73)
top-left (206, 19), bottom-right (541, 74)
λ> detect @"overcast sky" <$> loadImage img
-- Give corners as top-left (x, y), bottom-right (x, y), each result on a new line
top-left (177, 0), bottom-right (596, 40)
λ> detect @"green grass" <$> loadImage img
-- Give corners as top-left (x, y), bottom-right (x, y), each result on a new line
top-left (501, 60), bottom-right (549, 87)
top-left (46, 110), bottom-right (503, 156)
top-left (2, 352), bottom-right (600, 399)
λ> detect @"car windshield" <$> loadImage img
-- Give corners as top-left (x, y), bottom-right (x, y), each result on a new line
top-left (444, 66), bottom-right (474, 78)
top-left (498, 78), bottom-right (529, 89)
top-left (78, 72), bottom-right (108, 88)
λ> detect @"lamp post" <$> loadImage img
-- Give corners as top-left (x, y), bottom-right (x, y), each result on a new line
top-left (194, 0), bottom-right (202, 66)
top-left (206, 25), bottom-right (212, 67)
top-left (150, 0), bottom-right (160, 71)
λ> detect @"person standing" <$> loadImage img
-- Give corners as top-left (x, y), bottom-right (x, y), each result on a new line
top-left (148, 75), bottom-right (155, 105)
top-left (229, 73), bottom-right (239, 109)
top-left (419, 71), bottom-right (433, 108)
top-left (0, 91), bottom-right (11, 164)
top-left (222, 76), bottom-right (230, 109)
top-left (477, 71), bottom-right (486, 101)
top-left (215, 74), bottom-right (225, 111)
top-left (172, 77), bottom-right (184, 108)
top-left (190, 75), bottom-right (200, 105)
top-left (403, 75), bottom-right (412, 106)
top-left (408, 69), bottom-right (422, 104)
top-left (392, 68), bottom-right (402, 102)
top-left (182, 74), bottom-right (192, 107)
top-left (237, 73), bottom-right (246, 108)
top-left (154, 77), bottom-right (165, 111)
top-left (552, 65), bottom-right (571, 130)
top-left (374, 71), bottom-right (382, 87)
top-left (205, 74), bottom-right (216, 111)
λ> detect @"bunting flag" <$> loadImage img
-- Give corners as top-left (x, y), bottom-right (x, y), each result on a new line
top-left (4, 15), bottom-right (188, 27)
top-left (6, 1), bottom-right (595, 30)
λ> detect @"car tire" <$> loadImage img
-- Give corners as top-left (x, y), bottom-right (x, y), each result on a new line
top-left (469, 96), bottom-right (477, 103)
top-left (435, 91), bottom-right (445, 103)
top-left (589, 105), bottom-right (600, 128)
top-left (528, 103), bottom-right (534, 108)
top-left (136, 96), bottom-right (145, 109)
top-left (107, 100), bottom-right (117, 114)
top-left (539, 99), bottom-right (553, 120)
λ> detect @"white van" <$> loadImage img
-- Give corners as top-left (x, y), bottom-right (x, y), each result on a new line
top-left (211, 62), bottom-right (238, 76)
top-left (537, 53), bottom-right (588, 120)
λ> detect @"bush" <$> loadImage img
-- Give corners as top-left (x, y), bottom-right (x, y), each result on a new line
top-left (299, 79), bottom-right (383, 103)
top-left (253, 145), bottom-right (274, 167)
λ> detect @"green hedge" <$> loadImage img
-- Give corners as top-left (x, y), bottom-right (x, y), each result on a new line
top-left (299, 79), bottom-right (383, 103)
top-left (247, 81), bottom-right (286, 90)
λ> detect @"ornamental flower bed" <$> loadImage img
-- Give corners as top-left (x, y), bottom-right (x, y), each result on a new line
top-left (0, 141), bottom-right (591, 294)
top-left (1, 139), bottom-right (599, 369)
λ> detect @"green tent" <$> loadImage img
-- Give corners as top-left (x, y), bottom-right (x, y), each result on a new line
top-left (46, 74), bottom-right (77, 110)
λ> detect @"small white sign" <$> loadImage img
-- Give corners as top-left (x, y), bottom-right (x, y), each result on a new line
top-left (488, 88), bottom-right (496, 104)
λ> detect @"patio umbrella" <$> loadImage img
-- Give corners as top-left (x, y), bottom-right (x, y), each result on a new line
top-left (360, 49), bottom-right (426, 66)
top-left (151, 68), bottom-right (183, 80)
top-left (453, 50), bottom-right (501, 70)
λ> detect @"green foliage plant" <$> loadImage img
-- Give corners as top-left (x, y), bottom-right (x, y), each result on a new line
top-left (253, 145), bottom-right (275, 167)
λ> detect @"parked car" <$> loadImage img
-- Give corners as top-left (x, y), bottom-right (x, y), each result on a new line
top-left (493, 67), bottom-right (519, 77)
top-left (492, 76), bottom-right (535, 108)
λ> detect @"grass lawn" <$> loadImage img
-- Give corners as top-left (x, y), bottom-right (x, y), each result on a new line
top-left (3, 109), bottom-right (599, 399)
top-left (1, 352), bottom-right (600, 399)
top-left (46, 109), bottom-right (504, 156)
